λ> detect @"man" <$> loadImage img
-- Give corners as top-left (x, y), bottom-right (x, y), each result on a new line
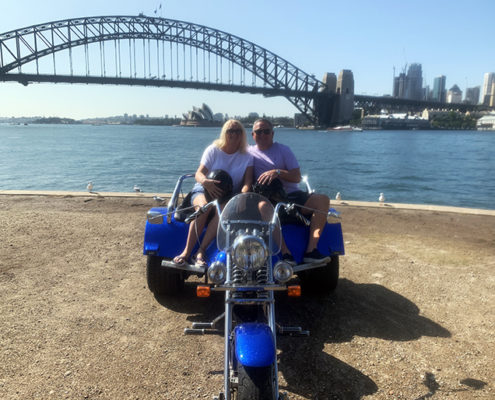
top-left (249, 118), bottom-right (330, 263)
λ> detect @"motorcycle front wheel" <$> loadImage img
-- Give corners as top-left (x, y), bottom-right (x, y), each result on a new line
top-left (237, 364), bottom-right (275, 400)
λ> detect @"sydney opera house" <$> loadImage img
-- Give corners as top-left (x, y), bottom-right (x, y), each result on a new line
top-left (180, 103), bottom-right (224, 127)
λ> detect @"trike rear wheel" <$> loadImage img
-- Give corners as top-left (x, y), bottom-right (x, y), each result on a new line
top-left (146, 255), bottom-right (184, 295)
top-left (298, 255), bottom-right (339, 294)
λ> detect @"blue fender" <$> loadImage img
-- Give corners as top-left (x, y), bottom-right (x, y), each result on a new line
top-left (235, 323), bottom-right (276, 368)
top-left (282, 222), bottom-right (345, 264)
top-left (143, 207), bottom-right (219, 263)
top-left (143, 207), bottom-right (188, 257)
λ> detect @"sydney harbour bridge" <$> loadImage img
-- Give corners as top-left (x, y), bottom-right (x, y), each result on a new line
top-left (0, 15), bottom-right (490, 126)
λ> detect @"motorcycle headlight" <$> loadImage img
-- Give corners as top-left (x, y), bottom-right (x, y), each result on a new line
top-left (273, 261), bottom-right (294, 283)
top-left (207, 261), bottom-right (227, 284)
top-left (232, 235), bottom-right (268, 271)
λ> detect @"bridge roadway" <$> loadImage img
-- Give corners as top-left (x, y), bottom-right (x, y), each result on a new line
top-left (4, 72), bottom-right (490, 117)
top-left (354, 94), bottom-right (492, 114)
top-left (0, 72), bottom-right (319, 99)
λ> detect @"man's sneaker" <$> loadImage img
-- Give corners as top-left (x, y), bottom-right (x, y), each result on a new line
top-left (303, 249), bottom-right (330, 263)
top-left (281, 253), bottom-right (296, 266)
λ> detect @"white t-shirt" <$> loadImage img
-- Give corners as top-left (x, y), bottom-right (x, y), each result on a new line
top-left (200, 144), bottom-right (253, 193)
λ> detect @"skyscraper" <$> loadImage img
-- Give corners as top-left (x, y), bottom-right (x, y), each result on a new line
top-left (393, 73), bottom-right (406, 98)
top-left (432, 75), bottom-right (446, 103)
top-left (465, 86), bottom-right (480, 105)
top-left (482, 72), bottom-right (495, 105)
top-left (393, 63), bottom-right (423, 100)
top-left (405, 63), bottom-right (423, 100)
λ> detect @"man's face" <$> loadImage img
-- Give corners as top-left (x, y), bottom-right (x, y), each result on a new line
top-left (252, 121), bottom-right (274, 150)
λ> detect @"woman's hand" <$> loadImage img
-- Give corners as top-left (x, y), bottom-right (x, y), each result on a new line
top-left (202, 178), bottom-right (223, 199)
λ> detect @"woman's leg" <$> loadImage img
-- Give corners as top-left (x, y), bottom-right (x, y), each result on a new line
top-left (194, 211), bottom-right (220, 266)
top-left (173, 194), bottom-right (209, 263)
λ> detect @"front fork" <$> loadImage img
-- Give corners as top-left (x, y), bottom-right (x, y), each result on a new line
top-left (223, 290), bottom-right (279, 400)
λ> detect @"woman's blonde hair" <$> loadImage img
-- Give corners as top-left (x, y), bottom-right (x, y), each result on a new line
top-left (213, 119), bottom-right (247, 153)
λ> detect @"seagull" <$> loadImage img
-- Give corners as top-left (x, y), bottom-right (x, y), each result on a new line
top-left (379, 193), bottom-right (385, 203)
top-left (87, 182), bottom-right (93, 192)
top-left (133, 185), bottom-right (141, 193)
top-left (153, 195), bottom-right (165, 202)
top-left (335, 192), bottom-right (341, 201)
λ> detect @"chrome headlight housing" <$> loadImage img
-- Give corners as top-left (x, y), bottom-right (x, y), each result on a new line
top-left (273, 261), bottom-right (294, 283)
top-left (207, 261), bottom-right (227, 284)
top-left (232, 234), bottom-right (268, 271)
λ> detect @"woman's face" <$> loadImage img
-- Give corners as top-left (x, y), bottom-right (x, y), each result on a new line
top-left (225, 123), bottom-right (243, 148)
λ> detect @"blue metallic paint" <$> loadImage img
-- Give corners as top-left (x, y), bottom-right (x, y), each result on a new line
top-left (235, 323), bottom-right (276, 367)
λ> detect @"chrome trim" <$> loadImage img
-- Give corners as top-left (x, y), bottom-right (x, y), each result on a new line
top-left (167, 173), bottom-right (194, 223)
top-left (147, 209), bottom-right (164, 224)
top-left (292, 259), bottom-right (329, 273)
top-left (161, 259), bottom-right (206, 274)
top-left (225, 298), bottom-right (276, 304)
top-left (212, 284), bottom-right (286, 292)
top-left (301, 175), bottom-right (314, 193)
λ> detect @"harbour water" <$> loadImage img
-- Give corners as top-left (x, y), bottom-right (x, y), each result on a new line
top-left (1, 123), bottom-right (494, 210)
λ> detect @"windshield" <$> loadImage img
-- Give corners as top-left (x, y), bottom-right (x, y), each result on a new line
top-left (217, 192), bottom-right (281, 255)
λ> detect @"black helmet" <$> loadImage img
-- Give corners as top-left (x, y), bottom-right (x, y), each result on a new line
top-left (205, 169), bottom-right (233, 203)
top-left (252, 178), bottom-right (287, 204)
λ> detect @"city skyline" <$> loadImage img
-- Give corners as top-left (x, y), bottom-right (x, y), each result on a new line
top-left (1, 0), bottom-right (494, 119)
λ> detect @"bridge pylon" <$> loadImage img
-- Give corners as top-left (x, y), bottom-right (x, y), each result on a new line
top-left (315, 70), bottom-right (355, 127)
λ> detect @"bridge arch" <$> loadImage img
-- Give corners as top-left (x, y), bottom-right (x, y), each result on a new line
top-left (0, 15), bottom-right (324, 123)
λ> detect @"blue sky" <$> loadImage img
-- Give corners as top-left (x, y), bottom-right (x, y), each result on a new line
top-left (1, 0), bottom-right (494, 119)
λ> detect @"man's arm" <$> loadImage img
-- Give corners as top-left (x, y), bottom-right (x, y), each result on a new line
top-left (257, 167), bottom-right (301, 185)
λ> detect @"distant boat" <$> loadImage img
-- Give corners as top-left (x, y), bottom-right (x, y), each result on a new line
top-left (327, 125), bottom-right (362, 132)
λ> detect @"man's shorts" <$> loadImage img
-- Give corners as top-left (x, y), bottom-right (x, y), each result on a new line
top-left (287, 190), bottom-right (312, 211)
top-left (279, 190), bottom-right (313, 224)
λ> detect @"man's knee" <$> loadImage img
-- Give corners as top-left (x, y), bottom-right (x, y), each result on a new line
top-left (305, 193), bottom-right (329, 212)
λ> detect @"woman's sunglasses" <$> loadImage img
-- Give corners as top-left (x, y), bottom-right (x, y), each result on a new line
top-left (226, 128), bottom-right (243, 135)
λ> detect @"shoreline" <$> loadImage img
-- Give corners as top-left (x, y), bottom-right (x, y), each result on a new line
top-left (0, 189), bottom-right (494, 216)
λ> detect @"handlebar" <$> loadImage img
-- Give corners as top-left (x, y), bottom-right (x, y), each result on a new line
top-left (184, 201), bottom-right (218, 224)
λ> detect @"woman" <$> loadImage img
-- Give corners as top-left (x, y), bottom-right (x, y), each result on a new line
top-left (173, 119), bottom-right (253, 266)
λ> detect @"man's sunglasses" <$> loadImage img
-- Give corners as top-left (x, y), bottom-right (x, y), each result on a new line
top-left (253, 128), bottom-right (272, 135)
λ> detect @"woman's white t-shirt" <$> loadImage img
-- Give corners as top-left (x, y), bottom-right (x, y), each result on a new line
top-left (200, 144), bottom-right (253, 193)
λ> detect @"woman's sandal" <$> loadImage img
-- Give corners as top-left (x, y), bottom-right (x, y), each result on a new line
top-left (192, 252), bottom-right (207, 267)
top-left (173, 255), bottom-right (188, 266)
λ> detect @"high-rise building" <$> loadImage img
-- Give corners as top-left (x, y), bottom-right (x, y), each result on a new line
top-left (405, 63), bottom-right (423, 100)
top-left (482, 72), bottom-right (495, 105)
top-left (392, 63), bottom-right (423, 100)
top-left (432, 75), bottom-right (446, 103)
top-left (393, 73), bottom-right (406, 98)
top-left (446, 85), bottom-right (462, 104)
top-left (464, 86), bottom-right (480, 105)
top-left (423, 85), bottom-right (431, 101)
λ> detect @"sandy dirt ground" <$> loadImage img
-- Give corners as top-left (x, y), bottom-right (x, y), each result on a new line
top-left (0, 194), bottom-right (493, 400)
